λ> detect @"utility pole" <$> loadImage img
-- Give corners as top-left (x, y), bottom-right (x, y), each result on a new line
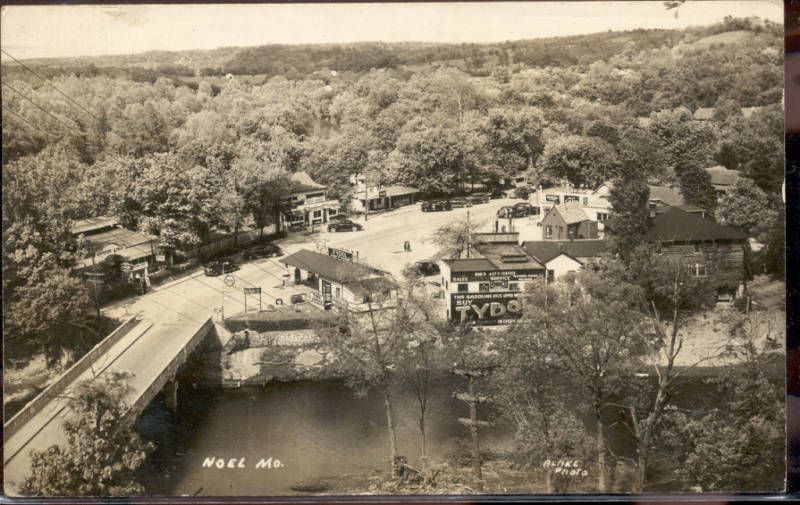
top-left (364, 175), bottom-right (369, 222)
top-left (466, 209), bottom-right (471, 259)
top-left (453, 367), bottom-right (492, 492)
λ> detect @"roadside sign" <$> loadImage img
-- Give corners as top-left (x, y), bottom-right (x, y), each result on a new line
top-left (243, 287), bottom-right (261, 295)
top-left (224, 274), bottom-right (236, 287)
top-left (155, 254), bottom-right (166, 262)
top-left (378, 190), bottom-right (387, 197)
top-left (121, 262), bottom-right (133, 271)
top-left (328, 247), bottom-right (353, 262)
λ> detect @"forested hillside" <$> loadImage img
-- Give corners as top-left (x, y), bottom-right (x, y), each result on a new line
top-left (1, 16), bottom-right (784, 363)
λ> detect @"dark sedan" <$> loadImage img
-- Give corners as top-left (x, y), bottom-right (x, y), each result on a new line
top-left (414, 260), bottom-right (441, 277)
top-left (512, 202), bottom-right (536, 217)
top-left (204, 259), bottom-right (239, 276)
top-left (467, 193), bottom-right (491, 205)
top-left (421, 200), bottom-right (452, 212)
top-left (243, 243), bottom-right (282, 260)
top-left (449, 198), bottom-right (471, 208)
top-left (497, 206), bottom-right (515, 218)
top-left (328, 219), bottom-right (363, 232)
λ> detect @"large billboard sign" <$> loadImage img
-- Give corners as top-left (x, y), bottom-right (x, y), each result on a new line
top-left (450, 292), bottom-right (523, 326)
top-left (328, 247), bottom-right (354, 262)
top-left (451, 268), bottom-right (543, 283)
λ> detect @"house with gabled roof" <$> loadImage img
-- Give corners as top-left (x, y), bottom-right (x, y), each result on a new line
top-left (705, 165), bottom-right (744, 195)
top-left (282, 171), bottom-right (341, 229)
top-left (523, 239), bottom-right (609, 280)
top-left (645, 207), bottom-right (748, 295)
top-left (540, 204), bottom-right (599, 240)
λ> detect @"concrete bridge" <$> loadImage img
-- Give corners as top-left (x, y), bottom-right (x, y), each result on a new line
top-left (3, 315), bottom-right (217, 495)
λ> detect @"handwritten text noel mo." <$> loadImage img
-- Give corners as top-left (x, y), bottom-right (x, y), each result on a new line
top-left (202, 457), bottom-right (284, 469)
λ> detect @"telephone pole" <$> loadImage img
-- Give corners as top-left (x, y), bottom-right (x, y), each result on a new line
top-left (453, 367), bottom-right (492, 492)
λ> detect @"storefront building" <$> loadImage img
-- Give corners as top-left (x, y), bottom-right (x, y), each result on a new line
top-left (349, 185), bottom-right (420, 213)
top-left (280, 249), bottom-right (397, 312)
top-left (282, 172), bottom-right (341, 229)
top-left (438, 236), bottom-right (545, 326)
top-left (72, 216), bottom-right (160, 283)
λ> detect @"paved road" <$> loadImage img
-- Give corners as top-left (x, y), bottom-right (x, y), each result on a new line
top-left (306, 198), bottom-right (517, 277)
top-left (4, 199), bottom-right (517, 494)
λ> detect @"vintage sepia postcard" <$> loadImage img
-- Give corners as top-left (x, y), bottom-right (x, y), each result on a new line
top-left (1, 1), bottom-right (787, 497)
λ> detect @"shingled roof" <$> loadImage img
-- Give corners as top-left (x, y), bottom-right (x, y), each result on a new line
top-left (548, 204), bottom-right (589, 224)
top-left (280, 249), bottom-right (387, 287)
top-left (290, 171), bottom-right (327, 194)
top-left (524, 240), bottom-right (608, 264)
top-left (705, 165), bottom-right (742, 187)
top-left (645, 207), bottom-right (747, 243)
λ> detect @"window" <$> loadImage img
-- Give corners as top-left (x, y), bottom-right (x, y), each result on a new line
top-left (313, 210), bottom-right (322, 218)
top-left (558, 226), bottom-right (564, 239)
top-left (457, 283), bottom-right (469, 293)
top-left (509, 282), bottom-right (519, 291)
top-left (335, 287), bottom-right (341, 298)
top-left (546, 225), bottom-right (553, 238)
top-left (583, 197), bottom-right (589, 206)
top-left (597, 212), bottom-right (609, 222)
top-left (691, 263), bottom-right (707, 277)
top-left (478, 282), bottom-right (490, 292)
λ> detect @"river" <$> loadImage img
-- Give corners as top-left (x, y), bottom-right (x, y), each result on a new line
top-left (137, 377), bottom-right (515, 496)
top-left (135, 364), bottom-right (756, 496)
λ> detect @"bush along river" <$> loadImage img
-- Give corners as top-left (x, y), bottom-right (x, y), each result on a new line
top-left (133, 328), bottom-right (754, 496)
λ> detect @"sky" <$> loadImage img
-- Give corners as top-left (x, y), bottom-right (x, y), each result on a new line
top-left (0, 1), bottom-right (783, 61)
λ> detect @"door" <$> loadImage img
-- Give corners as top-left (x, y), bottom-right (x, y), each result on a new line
top-left (294, 267), bottom-right (301, 284)
top-left (321, 279), bottom-right (333, 309)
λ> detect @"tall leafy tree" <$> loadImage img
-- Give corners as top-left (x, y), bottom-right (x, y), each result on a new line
top-left (536, 134), bottom-right (619, 188)
top-left (678, 162), bottom-right (717, 215)
top-left (607, 174), bottom-right (651, 263)
top-left (716, 179), bottom-right (774, 234)
top-left (21, 372), bottom-right (152, 496)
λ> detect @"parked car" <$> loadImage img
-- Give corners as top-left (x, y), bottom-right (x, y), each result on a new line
top-left (450, 198), bottom-right (470, 208)
top-left (467, 193), bottom-right (491, 205)
top-left (243, 243), bottom-right (282, 260)
top-left (414, 260), bottom-right (441, 277)
top-left (204, 259), bottom-right (239, 276)
top-left (513, 187), bottom-right (530, 199)
top-left (512, 202), bottom-right (536, 218)
top-left (290, 293), bottom-right (307, 304)
top-left (497, 206), bottom-right (515, 218)
top-left (421, 200), bottom-right (452, 212)
top-left (328, 219), bottom-right (363, 232)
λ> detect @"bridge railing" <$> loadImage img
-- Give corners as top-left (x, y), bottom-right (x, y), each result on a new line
top-left (123, 317), bottom-right (214, 426)
top-left (3, 315), bottom-right (142, 442)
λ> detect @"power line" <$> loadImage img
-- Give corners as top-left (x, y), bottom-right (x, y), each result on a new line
top-left (2, 81), bottom-right (81, 133)
top-left (1, 104), bottom-right (60, 139)
top-left (2, 49), bottom-right (105, 124)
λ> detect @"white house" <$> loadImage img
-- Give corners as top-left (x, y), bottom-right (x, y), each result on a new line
top-left (282, 172), bottom-right (341, 229)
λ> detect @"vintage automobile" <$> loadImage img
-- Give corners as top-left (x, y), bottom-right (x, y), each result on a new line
top-left (414, 260), bottom-right (441, 277)
top-left (203, 259), bottom-right (239, 277)
top-left (513, 187), bottom-right (530, 199)
top-left (512, 202), bottom-right (537, 218)
top-left (421, 200), bottom-right (452, 212)
top-left (449, 198), bottom-right (470, 208)
top-left (242, 243), bottom-right (282, 260)
top-left (467, 193), bottom-right (491, 205)
top-left (497, 205), bottom-right (515, 219)
top-left (328, 219), bottom-right (363, 232)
